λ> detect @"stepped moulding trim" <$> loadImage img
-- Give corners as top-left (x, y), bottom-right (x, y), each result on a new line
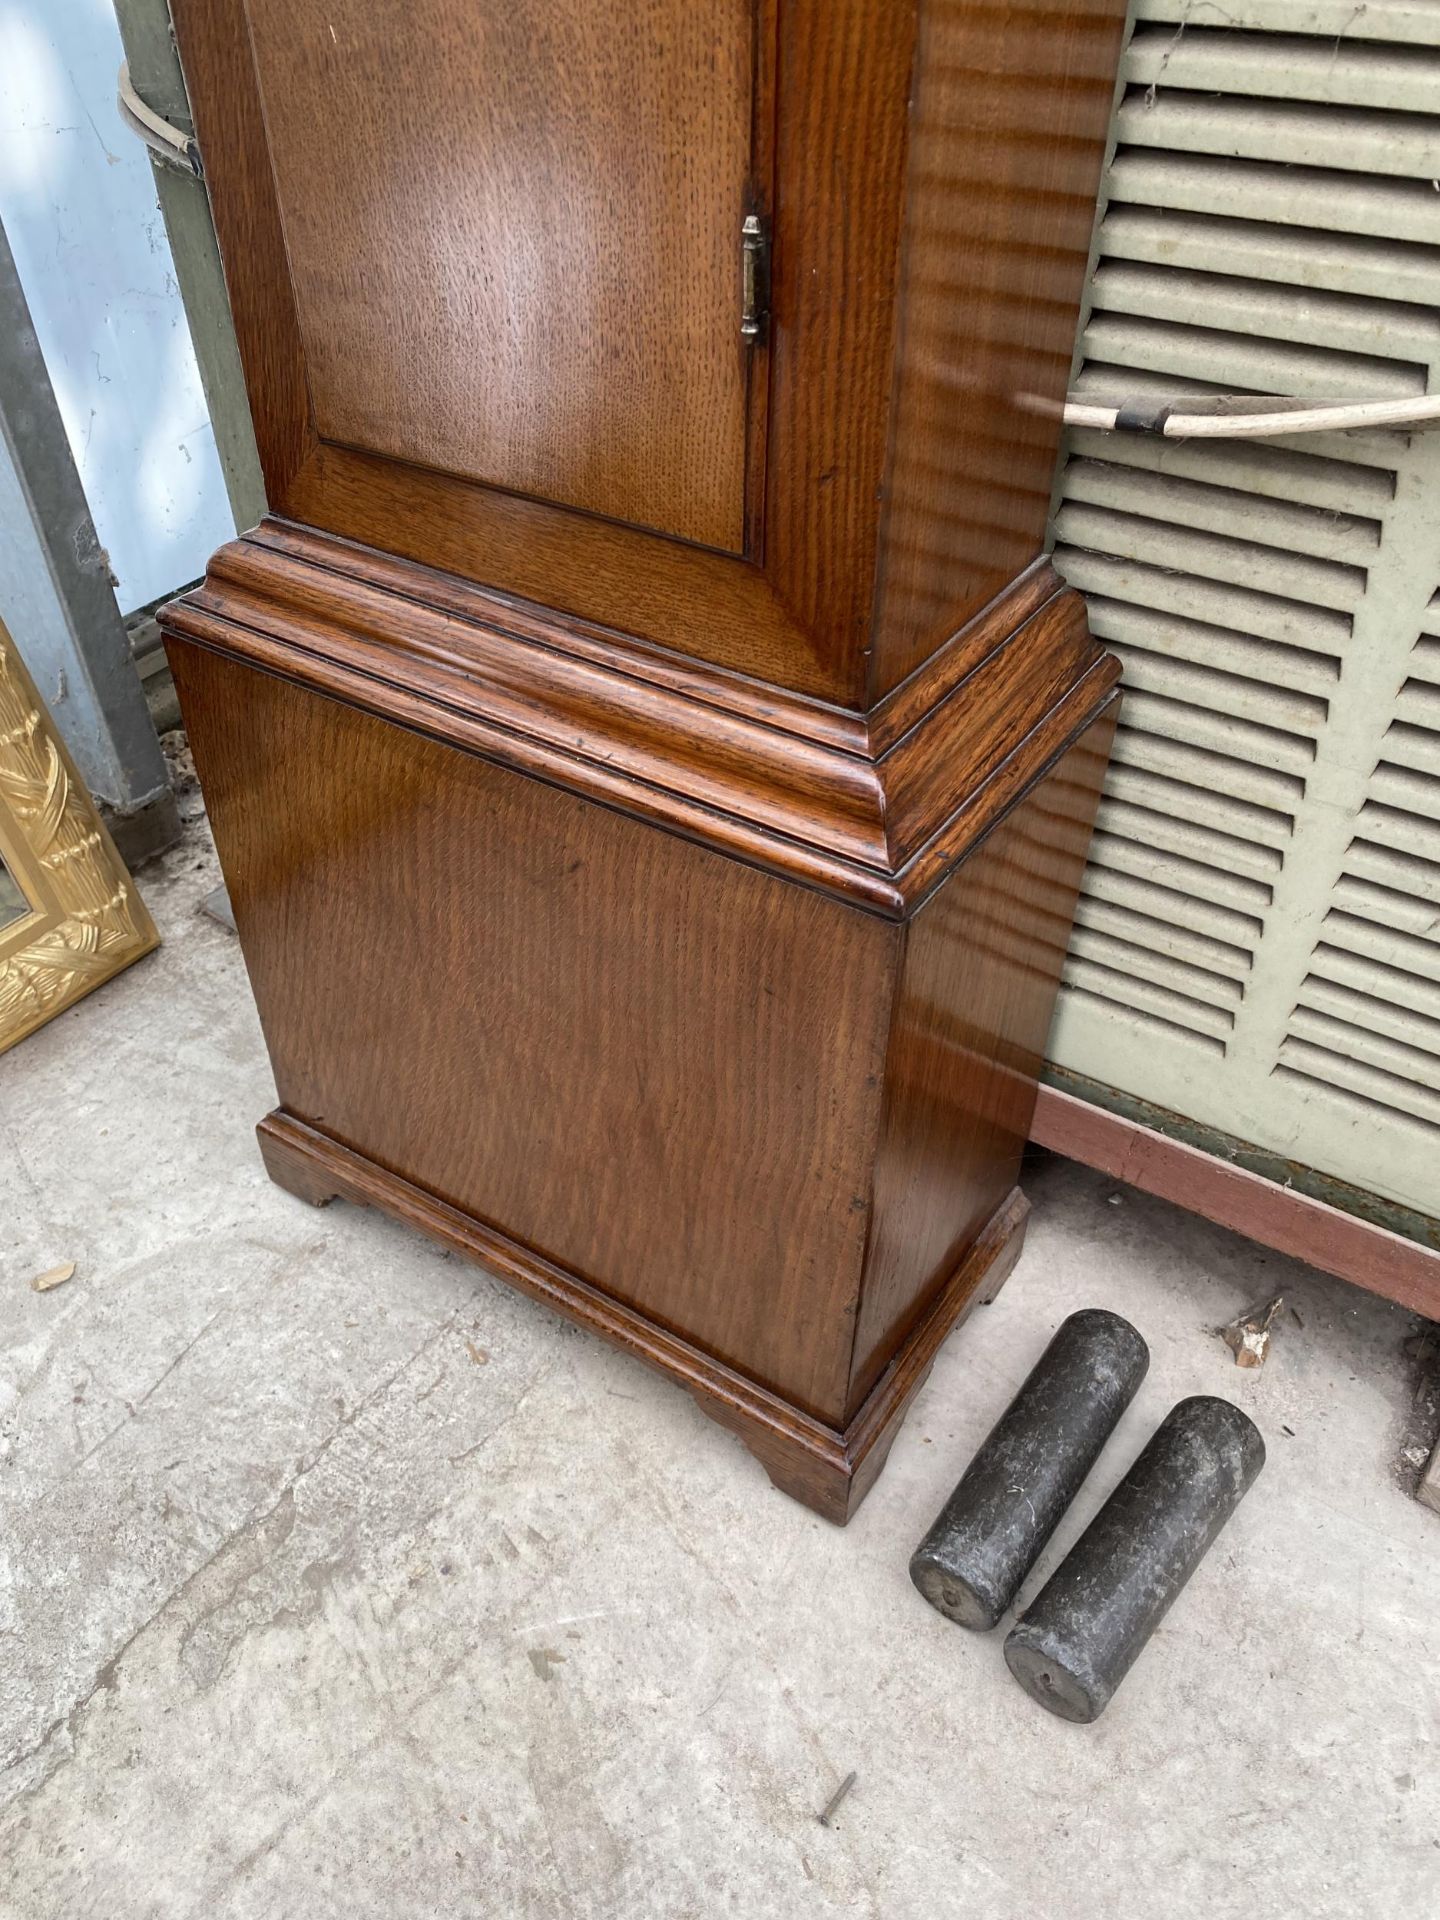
top-left (162, 520), bottom-right (1120, 919)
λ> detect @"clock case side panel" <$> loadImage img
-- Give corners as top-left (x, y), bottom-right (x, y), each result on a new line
top-left (845, 706), bottom-right (1119, 1420)
top-left (160, 0), bottom-right (1130, 1519)
top-left (869, 0), bottom-right (1131, 701)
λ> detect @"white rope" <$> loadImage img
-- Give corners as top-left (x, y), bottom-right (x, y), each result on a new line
top-left (1061, 394), bottom-right (1440, 439)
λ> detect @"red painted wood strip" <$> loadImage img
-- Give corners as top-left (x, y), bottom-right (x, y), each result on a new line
top-left (1032, 1083), bottom-right (1440, 1318)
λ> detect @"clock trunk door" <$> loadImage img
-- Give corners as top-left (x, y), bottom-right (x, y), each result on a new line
top-left (178, 0), bottom-right (908, 700)
top-left (239, 0), bottom-right (758, 553)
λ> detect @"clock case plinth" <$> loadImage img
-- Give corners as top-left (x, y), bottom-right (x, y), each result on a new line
top-left (164, 527), bottom-right (1116, 1522)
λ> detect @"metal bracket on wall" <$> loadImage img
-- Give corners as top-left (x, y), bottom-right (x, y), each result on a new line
top-left (0, 221), bottom-right (179, 866)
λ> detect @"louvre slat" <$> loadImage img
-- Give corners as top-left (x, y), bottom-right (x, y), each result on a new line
top-left (1086, 829), bottom-right (1273, 915)
top-left (1121, 687), bottom-right (1328, 775)
top-left (1107, 644), bottom-right (1328, 736)
top-left (1332, 872), bottom-right (1440, 940)
top-left (1057, 982), bottom-right (1229, 1056)
top-left (1275, 1049), bottom-right (1440, 1130)
top-left (1056, 546), bottom-right (1353, 657)
top-left (1380, 721), bottom-right (1440, 780)
top-left (1068, 925), bottom-right (1246, 1010)
top-left (1063, 456), bottom-right (1381, 562)
top-left (1080, 861), bottom-right (1264, 950)
top-left (1074, 893), bottom-right (1254, 981)
top-left (1082, 595), bottom-right (1340, 696)
top-left (1117, 688), bottom-right (1317, 776)
top-left (1133, 1), bottom-right (1439, 42)
top-left (1080, 313), bottom-right (1423, 402)
top-left (1054, 502), bottom-right (1366, 613)
top-left (1114, 93), bottom-right (1440, 179)
top-left (1342, 839), bottom-right (1440, 907)
top-left (1105, 760), bottom-right (1296, 849)
top-left (1364, 764), bottom-right (1440, 827)
top-left (1317, 912), bottom-right (1440, 988)
top-left (1063, 954), bottom-right (1236, 1041)
top-left (1125, 28), bottom-right (1440, 114)
top-left (1100, 205), bottom-right (1440, 307)
top-left (1285, 1011), bottom-right (1440, 1100)
top-left (1092, 260), bottom-right (1440, 363)
top-left (1094, 794), bottom-right (1283, 882)
top-left (1064, 427), bottom-right (1393, 517)
top-left (1298, 973), bottom-right (1440, 1049)
top-left (1353, 801), bottom-right (1440, 864)
top-left (1406, 636), bottom-right (1440, 680)
top-left (1109, 725), bottom-right (1305, 818)
top-left (1107, 151), bottom-right (1440, 248)
top-left (1394, 679), bottom-right (1440, 730)
top-left (1307, 942), bottom-right (1440, 1019)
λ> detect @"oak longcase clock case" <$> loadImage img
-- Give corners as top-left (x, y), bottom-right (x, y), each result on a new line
top-left (162, 0), bottom-right (1129, 1520)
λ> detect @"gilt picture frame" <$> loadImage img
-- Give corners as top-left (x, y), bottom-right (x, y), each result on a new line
top-left (0, 617), bottom-right (159, 1056)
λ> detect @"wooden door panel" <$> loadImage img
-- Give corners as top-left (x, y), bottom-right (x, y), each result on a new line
top-left (174, 0), bottom-right (911, 701)
top-left (243, 0), bottom-right (755, 551)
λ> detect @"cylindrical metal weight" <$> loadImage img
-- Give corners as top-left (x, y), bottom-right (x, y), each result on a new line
top-left (1004, 1395), bottom-right (1265, 1723)
top-left (909, 1309), bottom-right (1149, 1631)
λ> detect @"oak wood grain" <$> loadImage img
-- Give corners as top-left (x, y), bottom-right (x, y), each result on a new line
top-left (872, 0), bottom-right (1130, 696)
top-left (763, 0), bottom-right (915, 691)
top-left (243, 0), bottom-right (759, 552)
top-left (171, 641), bottom-right (896, 1423)
top-left (171, 0), bottom-right (912, 697)
top-left (849, 713), bottom-right (1118, 1411)
top-left (173, 0), bottom-right (1122, 703)
top-left (169, 0), bottom-right (314, 502)
top-left (163, 523), bottom-right (1117, 916)
top-left (168, 598), bottom-right (1114, 1512)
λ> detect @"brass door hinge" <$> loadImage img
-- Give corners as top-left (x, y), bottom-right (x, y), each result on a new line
top-left (741, 213), bottom-right (769, 346)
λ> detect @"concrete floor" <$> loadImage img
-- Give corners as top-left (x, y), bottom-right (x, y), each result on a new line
top-left (2, 819), bottom-right (1436, 1919)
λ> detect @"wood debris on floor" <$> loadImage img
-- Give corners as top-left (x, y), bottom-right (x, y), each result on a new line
top-left (29, 1262), bottom-right (75, 1292)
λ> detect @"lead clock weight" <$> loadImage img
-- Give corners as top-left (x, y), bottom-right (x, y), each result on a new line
top-left (1004, 1394), bottom-right (1265, 1723)
top-left (909, 1308), bottom-right (1149, 1631)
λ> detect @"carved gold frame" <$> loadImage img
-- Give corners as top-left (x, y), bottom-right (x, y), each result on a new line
top-left (0, 618), bottom-right (159, 1055)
